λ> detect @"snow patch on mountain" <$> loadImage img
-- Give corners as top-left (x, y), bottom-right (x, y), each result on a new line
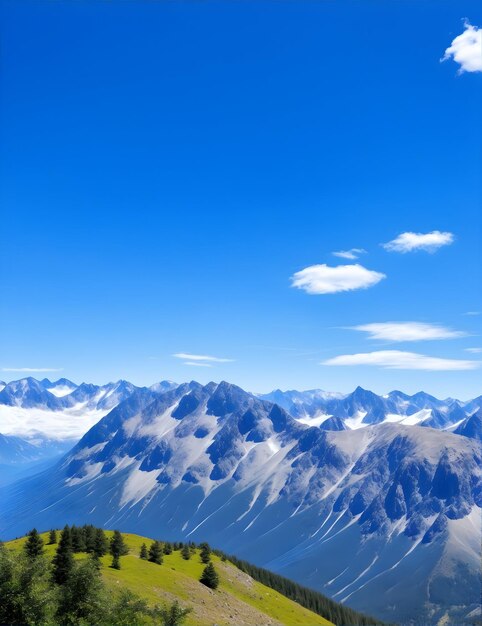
top-left (344, 410), bottom-right (368, 430)
top-left (295, 413), bottom-right (332, 427)
top-left (120, 465), bottom-right (160, 508)
top-left (48, 385), bottom-right (76, 397)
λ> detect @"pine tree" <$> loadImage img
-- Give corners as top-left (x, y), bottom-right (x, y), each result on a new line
top-left (0, 544), bottom-right (55, 625)
top-left (24, 528), bottom-right (44, 559)
top-left (148, 541), bottom-right (163, 565)
top-left (52, 526), bottom-right (74, 585)
top-left (110, 530), bottom-right (128, 557)
top-left (139, 543), bottom-right (148, 560)
top-left (93, 528), bottom-right (108, 558)
top-left (199, 542), bottom-right (211, 564)
top-left (181, 544), bottom-right (191, 560)
top-left (55, 558), bottom-right (106, 624)
top-left (71, 525), bottom-right (86, 552)
top-left (110, 530), bottom-right (128, 569)
top-left (48, 529), bottom-right (57, 545)
top-left (199, 562), bottom-right (219, 589)
top-left (111, 588), bottom-right (153, 625)
top-left (84, 525), bottom-right (96, 553)
top-left (156, 600), bottom-right (192, 626)
top-left (163, 541), bottom-right (173, 555)
top-left (90, 552), bottom-right (102, 570)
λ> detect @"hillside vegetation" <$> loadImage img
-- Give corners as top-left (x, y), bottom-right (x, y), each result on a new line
top-left (3, 529), bottom-right (337, 626)
top-left (2, 527), bottom-right (385, 625)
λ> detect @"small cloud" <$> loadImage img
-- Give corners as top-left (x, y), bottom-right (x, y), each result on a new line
top-left (350, 321), bottom-right (467, 342)
top-left (1, 367), bottom-right (64, 373)
top-left (322, 350), bottom-right (479, 371)
top-left (291, 264), bottom-right (386, 295)
top-left (183, 361), bottom-right (213, 367)
top-left (382, 230), bottom-right (454, 253)
top-left (442, 20), bottom-right (482, 73)
top-left (332, 248), bottom-right (366, 260)
top-left (465, 348), bottom-right (482, 354)
top-left (464, 311), bottom-right (481, 316)
top-left (172, 353), bottom-right (234, 363)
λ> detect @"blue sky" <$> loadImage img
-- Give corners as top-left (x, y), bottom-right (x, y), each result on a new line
top-left (1, 1), bottom-right (481, 398)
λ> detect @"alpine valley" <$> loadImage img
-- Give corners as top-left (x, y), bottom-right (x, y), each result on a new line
top-left (0, 377), bottom-right (480, 625)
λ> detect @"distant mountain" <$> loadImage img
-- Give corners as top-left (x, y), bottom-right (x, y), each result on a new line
top-left (260, 386), bottom-right (475, 431)
top-left (149, 380), bottom-right (178, 394)
top-left (0, 377), bottom-right (63, 410)
top-left (1, 381), bottom-right (480, 624)
top-left (0, 377), bottom-right (145, 412)
top-left (57, 379), bottom-right (141, 411)
top-left (39, 377), bottom-right (78, 397)
top-left (259, 388), bottom-right (344, 416)
top-left (0, 377), bottom-right (178, 443)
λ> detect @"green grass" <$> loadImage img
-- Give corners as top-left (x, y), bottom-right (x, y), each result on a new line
top-left (5, 531), bottom-right (333, 626)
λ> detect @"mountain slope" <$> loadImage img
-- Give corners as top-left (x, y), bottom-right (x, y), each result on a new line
top-left (454, 409), bottom-right (482, 441)
top-left (1, 381), bottom-right (480, 624)
top-left (0, 432), bottom-right (44, 465)
top-left (5, 530), bottom-right (336, 626)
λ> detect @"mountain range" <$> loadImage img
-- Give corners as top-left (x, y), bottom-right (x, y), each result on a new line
top-left (0, 377), bottom-right (177, 471)
top-left (0, 377), bottom-right (480, 624)
top-left (259, 386), bottom-right (479, 431)
top-left (1, 376), bottom-right (479, 447)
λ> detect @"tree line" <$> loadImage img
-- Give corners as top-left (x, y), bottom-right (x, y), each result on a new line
top-left (213, 550), bottom-right (386, 626)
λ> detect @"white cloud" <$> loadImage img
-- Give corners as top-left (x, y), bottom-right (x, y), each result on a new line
top-left (322, 350), bottom-right (479, 371)
top-left (465, 347), bottom-right (482, 354)
top-left (442, 21), bottom-right (482, 73)
top-left (183, 361), bottom-right (213, 367)
top-left (464, 311), bottom-right (481, 316)
top-left (291, 264), bottom-right (386, 294)
top-left (172, 353), bottom-right (234, 363)
top-left (382, 230), bottom-right (454, 253)
top-left (1, 367), bottom-right (63, 373)
top-left (350, 321), bottom-right (467, 342)
top-left (332, 248), bottom-right (366, 260)
top-left (0, 404), bottom-right (106, 441)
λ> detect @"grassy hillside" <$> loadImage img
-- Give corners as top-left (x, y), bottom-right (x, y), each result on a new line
top-left (5, 531), bottom-right (333, 626)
